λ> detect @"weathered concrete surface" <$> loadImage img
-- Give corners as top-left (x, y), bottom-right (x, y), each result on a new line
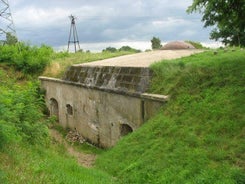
top-left (62, 66), bottom-right (152, 93)
top-left (40, 77), bottom-right (167, 148)
top-left (77, 49), bottom-right (203, 67)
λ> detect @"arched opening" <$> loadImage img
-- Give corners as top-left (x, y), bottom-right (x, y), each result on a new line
top-left (66, 104), bottom-right (73, 115)
top-left (50, 98), bottom-right (59, 120)
top-left (120, 124), bottom-right (133, 137)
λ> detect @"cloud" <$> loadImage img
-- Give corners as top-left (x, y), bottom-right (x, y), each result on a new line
top-left (14, 6), bottom-right (70, 28)
top-left (152, 17), bottom-right (192, 28)
top-left (7, 0), bottom-right (216, 48)
top-left (179, 30), bottom-right (197, 37)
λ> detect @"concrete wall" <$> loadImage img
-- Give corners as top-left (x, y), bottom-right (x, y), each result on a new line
top-left (40, 77), bottom-right (167, 148)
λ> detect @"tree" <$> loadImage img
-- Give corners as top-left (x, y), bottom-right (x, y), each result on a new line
top-left (187, 0), bottom-right (245, 47)
top-left (151, 37), bottom-right (162, 50)
top-left (102, 47), bottom-right (117, 52)
top-left (119, 46), bottom-right (141, 53)
top-left (6, 32), bottom-right (18, 45)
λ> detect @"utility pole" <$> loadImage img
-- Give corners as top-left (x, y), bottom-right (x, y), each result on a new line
top-left (0, 0), bottom-right (16, 44)
top-left (67, 15), bottom-right (80, 52)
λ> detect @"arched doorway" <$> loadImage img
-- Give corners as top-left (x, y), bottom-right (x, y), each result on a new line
top-left (120, 124), bottom-right (133, 137)
top-left (50, 98), bottom-right (59, 120)
top-left (66, 104), bottom-right (73, 115)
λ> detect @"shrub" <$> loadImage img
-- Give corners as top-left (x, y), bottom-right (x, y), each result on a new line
top-left (0, 120), bottom-right (21, 150)
top-left (119, 46), bottom-right (141, 53)
top-left (151, 36), bottom-right (162, 49)
top-left (0, 82), bottom-right (49, 151)
top-left (0, 43), bottom-right (54, 75)
top-left (102, 47), bottom-right (117, 52)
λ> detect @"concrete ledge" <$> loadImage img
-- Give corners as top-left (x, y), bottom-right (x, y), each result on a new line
top-left (141, 93), bottom-right (169, 102)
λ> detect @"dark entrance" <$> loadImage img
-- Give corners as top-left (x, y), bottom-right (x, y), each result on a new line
top-left (50, 98), bottom-right (59, 120)
top-left (120, 124), bottom-right (133, 137)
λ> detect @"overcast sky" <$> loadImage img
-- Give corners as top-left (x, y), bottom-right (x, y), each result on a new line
top-left (3, 0), bottom-right (221, 51)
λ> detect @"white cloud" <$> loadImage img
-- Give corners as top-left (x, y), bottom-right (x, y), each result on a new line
top-left (152, 17), bottom-right (191, 28)
top-left (14, 6), bottom-right (69, 28)
top-left (7, 0), bottom-right (214, 49)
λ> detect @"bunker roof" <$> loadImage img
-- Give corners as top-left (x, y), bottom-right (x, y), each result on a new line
top-left (161, 41), bottom-right (195, 50)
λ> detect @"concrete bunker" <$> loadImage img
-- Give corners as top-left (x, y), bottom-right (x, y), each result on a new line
top-left (40, 65), bottom-right (168, 148)
top-left (161, 41), bottom-right (195, 50)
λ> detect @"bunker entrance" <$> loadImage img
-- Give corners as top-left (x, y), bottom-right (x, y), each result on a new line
top-left (120, 124), bottom-right (133, 137)
top-left (50, 98), bottom-right (59, 120)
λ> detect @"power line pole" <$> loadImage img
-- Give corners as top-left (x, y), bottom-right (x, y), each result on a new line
top-left (0, 0), bottom-right (16, 44)
top-left (67, 15), bottom-right (80, 52)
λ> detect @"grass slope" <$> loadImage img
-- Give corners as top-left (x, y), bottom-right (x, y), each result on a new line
top-left (96, 49), bottom-right (245, 183)
top-left (0, 144), bottom-right (114, 184)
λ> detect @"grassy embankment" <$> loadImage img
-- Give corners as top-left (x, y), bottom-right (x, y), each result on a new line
top-left (96, 49), bottom-right (245, 183)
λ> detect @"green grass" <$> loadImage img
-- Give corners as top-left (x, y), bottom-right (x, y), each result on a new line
top-left (96, 49), bottom-right (245, 183)
top-left (1, 48), bottom-right (244, 183)
top-left (0, 143), bottom-right (115, 184)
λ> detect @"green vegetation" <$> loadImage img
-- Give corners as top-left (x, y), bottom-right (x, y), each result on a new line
top-left (151, 36), bottom-right (162, 50)
top-left (187, 0), bottom-right (245, 46)
top-left (96, 49), bottom-right (245, 183)
top-left (5, 32), bottom-right (18, 45)
top-left (185, 40), bottom-right (207, 49)
top-left (118, 46), bottom-right (141, 53)
top-left (0, 141), bottom-right (114, 184)
top-left (102, 46), bottom-right (141, 53)
top-left (0, 68), bottom-right (48, 150)
top-left (102, 47), bottom-right (118, 52)
top-left (1, 44), bottom-right (244, 183)
top-left (0, 43), bottom-right (53, 75)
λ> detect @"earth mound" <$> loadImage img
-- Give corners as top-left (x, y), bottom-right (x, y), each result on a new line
top-left (161, 41), bottom-right (195, 50)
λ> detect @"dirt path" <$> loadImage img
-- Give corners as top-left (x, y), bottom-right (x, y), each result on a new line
top-left (77, 49), bottom-right (204, 67)
top-left (50, 129), bottom-right (96, 168)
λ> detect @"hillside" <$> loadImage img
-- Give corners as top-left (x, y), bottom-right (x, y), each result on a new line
top-left (96, 49), bottom-right (245, 183)
top-left (0, 46), bottom-right (244, 183)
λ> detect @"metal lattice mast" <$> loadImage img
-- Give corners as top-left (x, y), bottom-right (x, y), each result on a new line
top-left (0, 0), bottom-right (16, 43)
top-left (67, 15), bottom-right (80, 52)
